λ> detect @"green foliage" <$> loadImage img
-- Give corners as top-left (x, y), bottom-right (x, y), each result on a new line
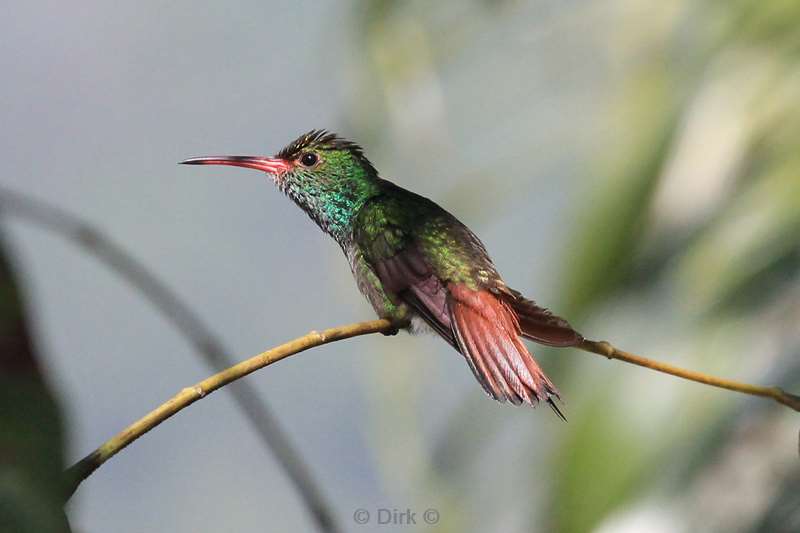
top-left (0, 240), bottom-right (71, 533)
top-left (351, 1), bottom-right (799, 531)
top-left (560, 71), bottom-right (684, 319)
top-left (550, 387), bottom-right (653, 533)
top-left (549, 1), bottom-right (800, 531)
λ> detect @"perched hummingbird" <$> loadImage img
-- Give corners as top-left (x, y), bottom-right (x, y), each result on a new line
top-left (182, 130), bottom-right (583, 418)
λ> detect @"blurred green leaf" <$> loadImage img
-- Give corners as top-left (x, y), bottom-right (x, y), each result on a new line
top-left (560, 69), bottom-right (682, 319)
top-left (543, 3), bottom-right (800, 531)
top-left (0, 237), bottom-right (70, 533)
top-left (678, 162), bottom-right (800, 314)
top-left (715, 0), bottom-right (800, 50)
top-left (348, 2), bottom-right (800, 532)
top-left (549, 386), bottom-right (655, 533)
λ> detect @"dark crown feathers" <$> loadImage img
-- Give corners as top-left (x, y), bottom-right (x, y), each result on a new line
top-left (276, 130), bottom-right (377, 175)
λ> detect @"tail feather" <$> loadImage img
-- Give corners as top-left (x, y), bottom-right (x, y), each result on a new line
top-left (547, 398), bottom-right (567, 422)
top-left (496, 287), bottom-right (583, 347)
top-left (450, 304), bottom-right (505, 402)
top-left (474, 325), bottom-right (527, 405)
top-left (447, 283), bottom-right (562, 412)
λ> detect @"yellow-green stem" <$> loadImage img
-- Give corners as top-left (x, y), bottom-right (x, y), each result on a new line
top-left (579, 339), bottom-right (800, 411)
top-left (64, 322), bottom-right (799, 499)
top-left (63, 319), bottom-right (396, 498)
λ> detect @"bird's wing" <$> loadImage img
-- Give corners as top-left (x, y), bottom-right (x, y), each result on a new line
top-left (369, 240), bottom-right (512, 402)
top-left (370, 239), bottom-right (564, 409)
top-left (370, 238), bottom-right (456, 346)
top-left (354, 186), bottom-right (576, 412)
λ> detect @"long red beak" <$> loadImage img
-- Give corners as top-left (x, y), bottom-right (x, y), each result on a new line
top-left (180, 156), bottom-right (291, 176)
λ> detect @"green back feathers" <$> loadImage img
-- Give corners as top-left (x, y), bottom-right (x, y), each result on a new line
top-left (354, 185), bottom-right (485, 288)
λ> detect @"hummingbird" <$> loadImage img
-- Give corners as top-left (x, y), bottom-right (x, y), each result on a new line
top-left (182, 130), bottom-right (583, 418)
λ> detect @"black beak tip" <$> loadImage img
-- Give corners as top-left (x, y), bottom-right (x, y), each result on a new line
top-left (179, 158), bottom-right (201, 165)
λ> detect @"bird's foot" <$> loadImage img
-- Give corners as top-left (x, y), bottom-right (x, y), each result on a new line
top-left (380, 320), bottom-right (406, 336)
top-left (382, 325), bottom-right (400, 336)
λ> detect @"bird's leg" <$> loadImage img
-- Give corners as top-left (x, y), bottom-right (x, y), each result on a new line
top-left (380, 319), bottom-right (408, 336)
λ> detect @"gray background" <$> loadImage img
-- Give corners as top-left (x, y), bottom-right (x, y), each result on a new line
top-left (1, 2), bottom-right (597, 530)
top-left (6, 2), bottom-right (792, 533)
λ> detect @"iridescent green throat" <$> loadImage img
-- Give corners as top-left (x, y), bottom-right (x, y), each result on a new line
top-left (279, 149), bottom-right (381, 242)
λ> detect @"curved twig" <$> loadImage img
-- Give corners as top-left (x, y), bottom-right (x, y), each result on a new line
top-left (579, 339), bottom-right (800, 411)
top-left (7, 189), bottom-right (796, 522)
top-left (0, 188), bottom-right (341, 532)
top-left (65, 319), bottom-right (798, 497)
top-left (64, 319), bottom-right (395, 493)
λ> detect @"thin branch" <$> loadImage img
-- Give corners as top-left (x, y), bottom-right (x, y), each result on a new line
top-left (64, 319), bottom-right (798, 498)
top-left (0, 188), bottom-right (341, 533)
top-left (579, 339), bottom-right (800, 411)
top-left (64, 319), bottom-right (396, 493)
top-left (15, 190), bottom-right (796, 508)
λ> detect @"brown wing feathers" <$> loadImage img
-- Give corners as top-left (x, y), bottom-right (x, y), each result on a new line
top-left (372, 243), bottom-right (578, 418)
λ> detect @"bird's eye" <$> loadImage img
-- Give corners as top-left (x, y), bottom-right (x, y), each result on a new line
top-left (299, 152), bottom-right (318, 167)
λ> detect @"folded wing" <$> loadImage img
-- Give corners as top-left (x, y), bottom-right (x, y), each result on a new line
top-left (372, 243), bottom-right (574, 415)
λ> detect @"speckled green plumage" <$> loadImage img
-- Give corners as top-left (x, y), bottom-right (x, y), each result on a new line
top-left (280, 149), bottom-right (380, 241)
top-left (351, 181), bottom-right (496, 322)
top-left (273, 131), bottom-right (500, 324)
top-left (353, 184), bottom-right (489, 288)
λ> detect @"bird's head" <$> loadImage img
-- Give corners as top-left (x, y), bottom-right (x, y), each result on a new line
top-left (181, 130), bottom-right (380, 237)
top-left (181, 129), bottom-right (377, 187)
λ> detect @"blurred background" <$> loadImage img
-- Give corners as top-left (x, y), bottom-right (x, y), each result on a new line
top-left (1, 0), bottom-right (798, 532)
